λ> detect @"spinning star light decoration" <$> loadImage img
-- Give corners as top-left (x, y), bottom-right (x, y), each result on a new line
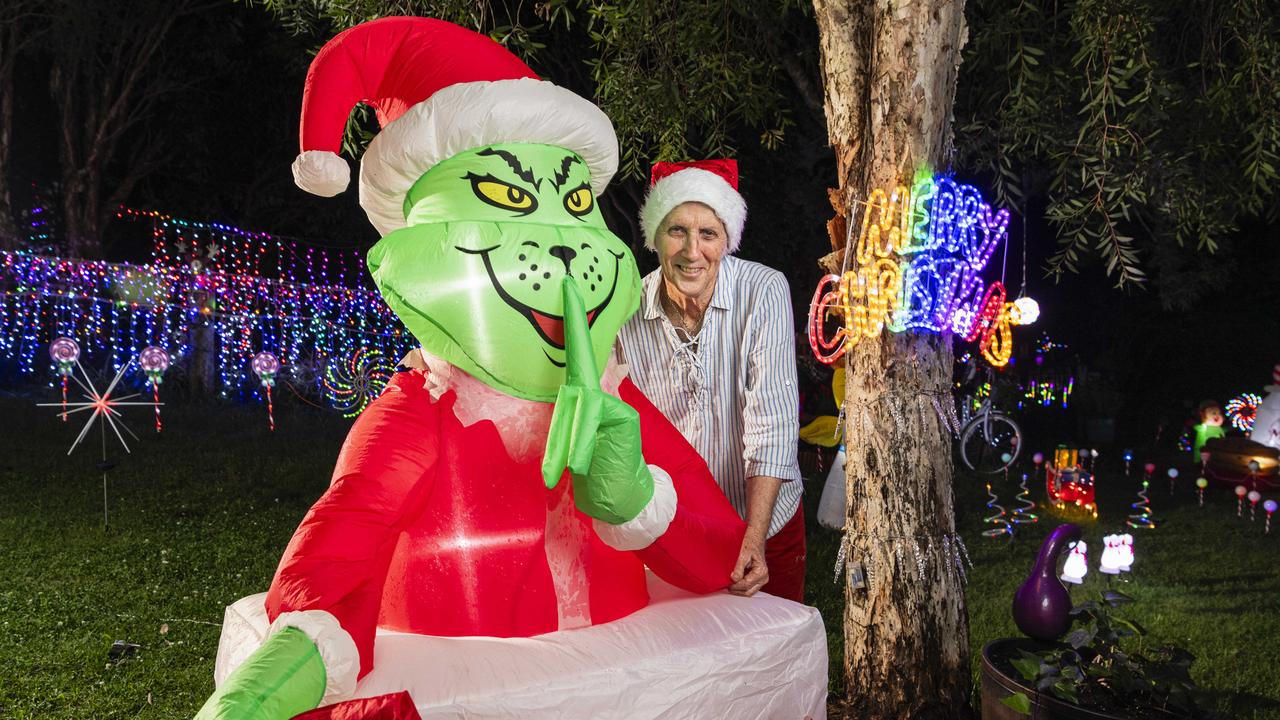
top-left (38, 357), bottom-right (153, 456)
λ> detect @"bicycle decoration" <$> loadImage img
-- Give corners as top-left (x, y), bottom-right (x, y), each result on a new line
top-left (251, 351), bottom-right (279, 431)
top-left (806, 175), bottom-right (1036, 369)
top-left (1196, 476), bottom-right (1208, 506)
top-left (982, 483), bottom-right (1013, 539)
top-left (1225, 392), bottom-right (1262, 433)
top-left (138, 346), bottom-right (170, 432)
top-left (1127, 479), bottom-right (1158, 529)
top-left (323, 347), bottom-right (394, 418)
top-left (1045, 446), bottom-right (1097, 518)
top-left (1010, 473), bottom-right (1039, 525)
top-left (956, 373), bottom-right (1022, 474)
top-left (49, 336), bottom-right (80, 420)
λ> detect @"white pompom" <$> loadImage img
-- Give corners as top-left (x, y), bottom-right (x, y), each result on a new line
top-left (292, 150), bottom-right (350, 197)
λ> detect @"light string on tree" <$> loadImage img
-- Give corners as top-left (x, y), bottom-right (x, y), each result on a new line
top-left (1225, 393), bottom-right (1262, 433)
top-left (807, 175), bottom-right (1036, 368)
top-left (833, 529), bottom-right (973, 593)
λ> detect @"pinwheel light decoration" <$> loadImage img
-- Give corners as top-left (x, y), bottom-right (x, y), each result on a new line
top-left (323, 348), bottom-right (394, 418)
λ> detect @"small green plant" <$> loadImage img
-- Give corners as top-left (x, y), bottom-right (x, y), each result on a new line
top-left (1002, 589), bottom-right (1203, 718)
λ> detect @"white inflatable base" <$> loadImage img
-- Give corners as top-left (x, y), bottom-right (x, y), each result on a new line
top-left (215, 573), bottom-right (828, 719)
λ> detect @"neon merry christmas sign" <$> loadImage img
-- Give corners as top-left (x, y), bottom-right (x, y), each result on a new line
top-left (807, 176), bottom-right (1031, 367)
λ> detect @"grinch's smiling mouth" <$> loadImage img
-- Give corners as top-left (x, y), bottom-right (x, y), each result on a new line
top-left (457, 246), bottom-right (622, 365)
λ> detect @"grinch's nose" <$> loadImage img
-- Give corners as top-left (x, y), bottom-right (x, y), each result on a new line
top-left (549, 245), bottom-right (577, 273)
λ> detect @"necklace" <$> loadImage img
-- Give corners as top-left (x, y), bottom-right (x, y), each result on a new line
top-left (662, 293), bottom-right (703, 337)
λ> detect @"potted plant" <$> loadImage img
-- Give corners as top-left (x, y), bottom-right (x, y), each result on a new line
top-left (981, 589), bottom-right (1204, 719)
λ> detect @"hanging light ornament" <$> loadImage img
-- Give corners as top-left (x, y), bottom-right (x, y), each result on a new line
top-left (1225, 393), bottom-right (1263, 433)
top-left (323, 347), bottom-right (394, 417)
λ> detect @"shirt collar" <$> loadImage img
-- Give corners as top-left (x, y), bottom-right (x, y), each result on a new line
top-left (640, 255), bottom-right (736, 320)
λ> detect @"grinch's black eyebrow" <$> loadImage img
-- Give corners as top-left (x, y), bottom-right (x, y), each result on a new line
top-left (551, 155), bottom-right (583, 191)
top-left (477, 147), bottom-right (541, 191)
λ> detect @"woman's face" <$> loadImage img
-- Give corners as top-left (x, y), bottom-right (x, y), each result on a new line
top-left (655, 202), bottom-right (728, 304)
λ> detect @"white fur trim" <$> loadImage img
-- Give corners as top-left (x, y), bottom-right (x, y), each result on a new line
top-left (269, 609), bottom-right (360, 705)
top-left (292, 150), bottom-right (351, 197)
top-left (359, 78), bottom-right (618, 236)
top-left (640, 168), bottom-right (747, 253)
top-left (592, 465), bottom-right (677, 551)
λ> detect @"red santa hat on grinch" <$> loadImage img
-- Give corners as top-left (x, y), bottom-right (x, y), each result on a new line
top-left (640, 159), bottom-right (747, 253)
top-left (292, 17), bottom-right (618, 236)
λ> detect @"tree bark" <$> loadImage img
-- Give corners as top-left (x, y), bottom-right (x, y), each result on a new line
top-left (812, 1), bottom-right (971, 718)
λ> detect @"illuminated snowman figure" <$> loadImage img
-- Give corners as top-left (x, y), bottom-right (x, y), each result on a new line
top-left (1060, 540), bottom-right (1088, 585)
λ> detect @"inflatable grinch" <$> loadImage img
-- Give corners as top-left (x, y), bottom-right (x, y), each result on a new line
top-left (197, 17), bottom-right (826, 720)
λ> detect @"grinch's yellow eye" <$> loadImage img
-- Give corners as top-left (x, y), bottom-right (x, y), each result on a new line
top-left (468, 174), bottom-right (538, 215)
top-left (564, 185), bottom-right (594, 217)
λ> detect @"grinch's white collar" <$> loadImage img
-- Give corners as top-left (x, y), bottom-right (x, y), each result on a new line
top-left (414, 348), bottom-right (631, 464)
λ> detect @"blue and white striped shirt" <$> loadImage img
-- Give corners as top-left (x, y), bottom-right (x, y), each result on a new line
top-left (618, 255), bottom-right (802, 538)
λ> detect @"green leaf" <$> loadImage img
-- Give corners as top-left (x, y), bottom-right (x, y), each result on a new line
top-left (1103, 590), bottom-right (1134, 606)
top-left (1001, 693), bottom-right (1033, 715)
top-left (1010, 656), bottom-right (1040, 681)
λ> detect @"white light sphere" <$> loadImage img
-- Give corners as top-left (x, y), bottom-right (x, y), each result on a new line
top-left (1011, 296), bottom-right (1040, 325)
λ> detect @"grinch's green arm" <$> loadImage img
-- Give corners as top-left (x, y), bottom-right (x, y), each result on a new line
top-left (542, 277), bottom-right (654, 525)
top-left (194, 628), bottom-right (326, 720)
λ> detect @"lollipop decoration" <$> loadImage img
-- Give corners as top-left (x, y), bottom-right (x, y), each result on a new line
top-left (1265, 499), bottom-right (1277, 534)
top-left (1032, 452), bottom-right (1045, 482)
top-left (49, 337), bottom-right (81, 421)
top-left (1196, 477), bottom-right (1208, 506)
top-left (323, 347), bottom-right (393, 418)
top-left (1143, 462), bottom-right (1155, 486)
top-left (1248, 459), bottom-right (1261, 490)
top-left (982, 483), bottom-right (1013, 538)
top-left (1199, 450), bottom-right (1210, 476)
top-left (1123, 449), bottom-right (1134, 477)
top-left (251, 351), bottom-right (280, 431)
top-left (1127, 480), bottom-right (1158, 529)
top-left (138, 346), bottom-right (170, 433)
top-left (1010, 473), bottom-right (1039, 525)
top-left (1248, 490), bottom-right (1262, 521)
top-left (1225, 393), bottom-right (1262, 433)
top-left (1235, 485), bottom-right (1248, 517)
top-left (1167, 467), bottom-right (1179, 496)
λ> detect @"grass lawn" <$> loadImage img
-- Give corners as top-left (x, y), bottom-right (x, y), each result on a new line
top-left (2, 395), bottom-right (1278, 718)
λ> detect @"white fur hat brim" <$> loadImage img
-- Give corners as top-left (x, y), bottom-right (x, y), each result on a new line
top-left (358, 77), bottom-right (618, 237)
top-left (640, 168), bottom-right (746, 253)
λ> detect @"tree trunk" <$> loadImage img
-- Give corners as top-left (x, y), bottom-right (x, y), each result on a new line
top-left (0, 22), bottom-right (26, 250)
top-left (812, 1), bottom-right (971, 718)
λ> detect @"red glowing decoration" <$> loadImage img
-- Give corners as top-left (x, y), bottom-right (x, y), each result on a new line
top-left (1045, 446), bottom-right (1097, 518)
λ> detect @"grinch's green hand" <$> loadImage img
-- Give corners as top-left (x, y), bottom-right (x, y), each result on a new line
top-left (542, 277), bottom-right (654, 525)
top-left (194, 628), bottom-right (325, 720)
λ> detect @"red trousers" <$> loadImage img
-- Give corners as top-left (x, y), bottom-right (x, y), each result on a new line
top-left (761, 506), bottom-right (807, 603)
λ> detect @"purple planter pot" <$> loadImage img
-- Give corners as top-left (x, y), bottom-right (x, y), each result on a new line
top-left (1012, 523), bottom-right (1081, 641)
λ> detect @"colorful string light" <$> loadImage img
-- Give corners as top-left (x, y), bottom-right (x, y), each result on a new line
top-left (1226, 393), bottom-right (1263, 433)
top-left (1010, 473), bottom-right (1039, 524)
top-left (0, 207), bottom-right (416, 404)
top-left (982, 483), bottom-right (1013, 538)
top-left (806, 174), bottom-right (1029, 367)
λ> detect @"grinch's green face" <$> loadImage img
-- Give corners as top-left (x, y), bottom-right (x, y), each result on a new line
top-left (367, 143), bottom-right (640, 402)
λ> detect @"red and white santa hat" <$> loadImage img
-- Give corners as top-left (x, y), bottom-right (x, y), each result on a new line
top-left (292, 17), bottom-right (618, 236)
top-left (640, 159), bottom-right (747, 253)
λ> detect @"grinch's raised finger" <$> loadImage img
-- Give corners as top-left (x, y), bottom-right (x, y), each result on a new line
top-left (561, 276), bottom-right (600, 389)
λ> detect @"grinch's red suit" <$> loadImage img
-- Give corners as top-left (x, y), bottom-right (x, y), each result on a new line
top-left (264, 361), bottom-right (746, 687)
